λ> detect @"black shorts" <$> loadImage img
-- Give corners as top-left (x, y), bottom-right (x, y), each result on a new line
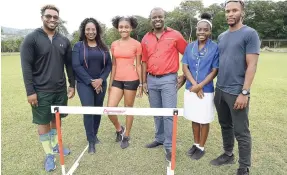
top-left (112, 80), bottom-right (140, 90)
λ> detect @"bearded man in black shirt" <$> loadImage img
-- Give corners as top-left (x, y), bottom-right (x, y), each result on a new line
top-left (20, 4), bottom-right (75, 172)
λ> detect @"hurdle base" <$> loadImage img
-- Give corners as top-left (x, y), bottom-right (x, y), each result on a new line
top-left (167, 165), bottom-right (175, 175)
top-left (61, 165), bottom-right (66, 175)
top-left (66, 163), bottom-right (79, 175)
top-left (66, 144), bottom-right (89, 175)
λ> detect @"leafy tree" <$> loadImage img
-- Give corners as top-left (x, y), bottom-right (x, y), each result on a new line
top-left (104, 28), bottom-right (120, 47)
top-left (57, 18), bottom-right (69, 36)
top-left (70, 30), bottom-right (80, 47)
top-left (131, 15), bottom-right (151, 42)
top-left (204, 3), bottom-right (227, 40)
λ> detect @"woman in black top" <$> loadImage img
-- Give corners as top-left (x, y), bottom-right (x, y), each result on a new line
top-left (72, 18), bottom-right (112, 154)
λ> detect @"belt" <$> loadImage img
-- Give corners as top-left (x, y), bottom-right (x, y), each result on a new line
top-left (147, 72), bottom-right (170, 78)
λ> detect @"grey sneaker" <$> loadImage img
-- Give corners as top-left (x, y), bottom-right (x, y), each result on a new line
top-left (237, 168), bottom-right (249, 175)
top-left (210, 153), bottom-right (235, 166)
top-left (95, 136), bottom-right (100, 144)
top-left (88, 142), bottom-right (96, 154)
top-left (145, 141), bottom-right (163, 148)
top-left (115, 126), bottom-right (125, 142)
top-left (191, 148), bottom-right (205, 160)
top-left (165, 149), bottom-right (172, 162)
top-left (120, 136), bottom-right (130, 149)
top-left (187, 145), bottom-right (197, 156)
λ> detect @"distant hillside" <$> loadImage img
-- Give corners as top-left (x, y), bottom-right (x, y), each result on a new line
top-left (1, 26), bottom-right (72, 40)
top-left (2, 26), bottom-right (34, 36)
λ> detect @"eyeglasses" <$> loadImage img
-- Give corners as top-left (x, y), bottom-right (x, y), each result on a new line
top-left (43, 14), bottom-right (59, 20)
top-left (224, 0), bottom-right (245, 8)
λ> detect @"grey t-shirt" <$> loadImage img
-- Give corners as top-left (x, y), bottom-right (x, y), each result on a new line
top-left (216, 25), bottom-right (260, 95)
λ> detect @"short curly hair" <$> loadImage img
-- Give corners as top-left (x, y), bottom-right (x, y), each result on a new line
top-left (40, 4), bottom-right (59, 16)
top-left (112, 16), bottom-right (138, 29)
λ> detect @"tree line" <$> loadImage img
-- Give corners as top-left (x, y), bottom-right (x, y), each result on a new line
top-left (2, 0), bottom-right (287, 52)
top-left (1, 19), bottom-right (69, 53)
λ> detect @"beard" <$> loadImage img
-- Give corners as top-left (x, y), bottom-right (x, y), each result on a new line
top-left (43, 22), bottom-right (57, 31)
top-left (152, 21), bottom-right (164, 30)
top-left (228, 16), bottom-right (241, 27)
top-left (154, 25), bottom-right (163, 29)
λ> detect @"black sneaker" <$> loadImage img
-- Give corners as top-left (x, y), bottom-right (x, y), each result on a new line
top-left (95, 136), bottom-right (100, 144)
top-left (145, 141), bottom-right (163, 148)
top-left (88, 142), bottom-right (95, 154)
top-left (210, 153), bottom-right (235, 166)
top-left (187, 145), bottom-right (197, 156)
top-left (115, 126), bottom-right (125, 142)
top-left (120, 136), bottom-right (130, 149)
top-left (165, 149), bottom-right (172, 162)
top-left (237, 168), bottom-right (249, 175)
top-left (191, 148), bottom-right (205, 160)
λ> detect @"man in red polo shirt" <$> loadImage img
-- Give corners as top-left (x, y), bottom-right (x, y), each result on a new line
top-left (141, 7), bottom-right (187, 162)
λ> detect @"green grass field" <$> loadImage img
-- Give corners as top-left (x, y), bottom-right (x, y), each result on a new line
top-left (2, 52), bottom-right (287, 175)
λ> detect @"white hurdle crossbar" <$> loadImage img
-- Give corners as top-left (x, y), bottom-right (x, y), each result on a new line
top-left (51, 106), bottom-right (184, 175)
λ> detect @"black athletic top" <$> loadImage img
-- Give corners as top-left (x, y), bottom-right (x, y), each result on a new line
top-left (20, 28), bottom-right (75, 96)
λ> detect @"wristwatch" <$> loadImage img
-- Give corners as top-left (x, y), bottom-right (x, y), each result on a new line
top-left (138, 83), bottom-right (143, 87)
top-left (241, 89), bottom-right (250, 96)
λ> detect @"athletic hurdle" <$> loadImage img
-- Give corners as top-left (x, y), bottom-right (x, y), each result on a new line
top-left (52, 106), bottom-right (184, 175)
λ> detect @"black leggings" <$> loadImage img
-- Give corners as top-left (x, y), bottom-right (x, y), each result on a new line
top-left (77, 81), bottom-right (107, 143)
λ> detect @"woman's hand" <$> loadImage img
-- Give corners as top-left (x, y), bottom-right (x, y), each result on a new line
top-left (196, 89), bottom-right (204, 99)
top-left (91, 78), bottom-right (103, 89)
top-left (189, 84), bottom-right (203, 93)
top-left (137, 85), bottom-right (143, 98)
top-left (95, 86), bottom-right (103, 94)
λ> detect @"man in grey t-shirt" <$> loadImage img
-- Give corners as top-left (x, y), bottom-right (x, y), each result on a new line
top-left (210, 1), bottom-right (260, 175)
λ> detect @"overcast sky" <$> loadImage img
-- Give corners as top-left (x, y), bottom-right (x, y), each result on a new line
top-left (0, 0), bottom-right (226, 33)
top-left (0, 0), bottom-right (282, 33)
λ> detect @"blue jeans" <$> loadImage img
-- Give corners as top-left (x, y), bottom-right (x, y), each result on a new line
top-left (147, 73), bottom-right (178, 150)
top-left (77, 81), bottom-right (107, 143)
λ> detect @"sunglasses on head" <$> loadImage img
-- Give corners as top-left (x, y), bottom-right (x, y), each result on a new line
top-left (225, 0), bottom-right (245, 7)
top-left (43, 14), bottom-right (59, 20)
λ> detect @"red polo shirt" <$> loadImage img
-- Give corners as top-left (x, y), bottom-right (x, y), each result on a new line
top-left (141, 27), bottom-right (187, 75)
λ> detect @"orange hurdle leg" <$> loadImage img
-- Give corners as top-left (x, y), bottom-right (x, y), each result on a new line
top-left (171, 109), bottom-right (178, 173)
top-left (55, 107), bottom-right (66, 175)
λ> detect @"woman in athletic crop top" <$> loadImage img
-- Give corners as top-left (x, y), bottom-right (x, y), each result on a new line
top-left (107, 16), bottom-right (143, 149)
